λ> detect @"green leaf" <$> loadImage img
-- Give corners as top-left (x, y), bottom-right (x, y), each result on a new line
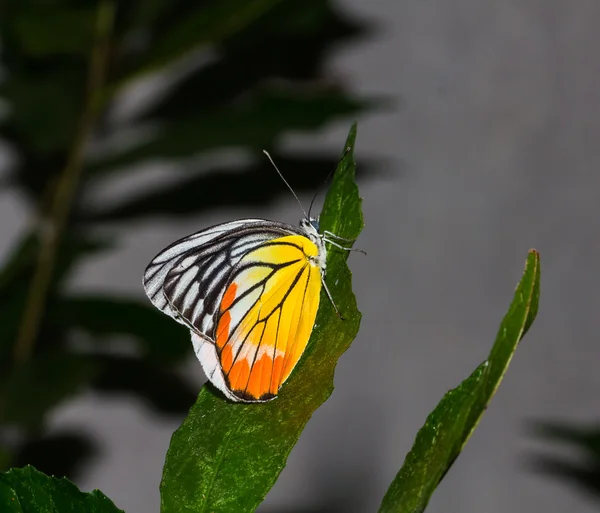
top-left (378, 249), bottom-right (541, 513)
top-left (160, 123), bottom-right (362, 513)
top-left (55, 296), bottom-right (190, 363)
top-left (0, 355), bottom-right (98, 428)
top-left (0, 465), bottom-right (123, 512)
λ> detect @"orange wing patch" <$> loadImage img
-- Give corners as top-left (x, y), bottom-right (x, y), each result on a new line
top-left (214, 235), bottom-right (322, 401)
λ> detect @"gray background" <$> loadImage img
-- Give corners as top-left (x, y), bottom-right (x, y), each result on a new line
top-left (2, 0), bottom-right (599, 511)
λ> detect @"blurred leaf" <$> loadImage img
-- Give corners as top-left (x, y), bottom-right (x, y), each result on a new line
top-left (160, 124), bottom-right (362, 513)
top-left (142, 0), bottom-right (366, 117)
top-left (13, 9), bottom-right (96, 57)
top-left (378, 249), bottom-right (541, 513)
top-left (121, 0), bottom-right (175, 29)
top-left (0, 448), bottom-right (11, 473)
top-left (0, 232), bottom-right (108, 292)
top-left (0, 287), bottom-right (28, 367)
top-left (534, 423), bottom-right (600, 459)
top-left (0, 234), bottom-right (111, 362)
top-left (1, 67), bottom-right (84, 153)
top-left (12, 431), bottom-right (97, 481)
top-left (528, 422), bottom-right (600, 500)
top-left (117, 0), bottom-right (282, 85)
top-left (0, 354), bottom-right (98, 428)
top-left (0, 145), bottom-right (64, 202)
top-left (0, 465), bottom-right (123, 513)
top-left (0, 233), bottom-right (38, 292)
top-left (57, 295), bottom-right (190, 363)
top-left (85, 153), bottom-right (370, 222)
top-left (91, 355), bottom-right (197, 415)
top-left (89, 87), bottom-right (369, 174)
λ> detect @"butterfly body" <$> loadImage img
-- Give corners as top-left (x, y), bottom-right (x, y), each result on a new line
top-left (144, 218), bottom-right (328, 402)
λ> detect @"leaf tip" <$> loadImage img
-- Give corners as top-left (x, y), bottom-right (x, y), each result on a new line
top-left (344, 122), bottom-right (358, 154)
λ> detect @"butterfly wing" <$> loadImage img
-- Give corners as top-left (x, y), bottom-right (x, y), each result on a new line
top-left (214, 234), bottom-right (322, 402)
top-left (143, 219), bottom-right (320, 402)
top-left (144, 219), bottom-right (297, 331)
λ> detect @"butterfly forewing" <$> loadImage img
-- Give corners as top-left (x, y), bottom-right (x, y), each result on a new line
top-left (144, 220), bottom-right (298, 330)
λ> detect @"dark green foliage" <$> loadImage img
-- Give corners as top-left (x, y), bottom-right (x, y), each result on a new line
top-left (0, 466), bottom-right (123, 512)
top-left (529, 421), bottom-right (600, 501)
top-left (0, 0), bottom-right (370, 482)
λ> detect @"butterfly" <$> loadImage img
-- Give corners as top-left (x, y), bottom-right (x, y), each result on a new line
top-left (143, 151), bottom-right (361, 402)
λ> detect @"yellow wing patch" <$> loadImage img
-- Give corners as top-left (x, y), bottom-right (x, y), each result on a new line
top-left (215, 235), bottom-right (322, 401)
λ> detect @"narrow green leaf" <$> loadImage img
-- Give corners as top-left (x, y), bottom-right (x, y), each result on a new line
top-left (160, 123), bottom-right (362, 513)
top-left (378, 249), bottom-right (541, 513)
top-left (0, 465), bottom-right (123, 512)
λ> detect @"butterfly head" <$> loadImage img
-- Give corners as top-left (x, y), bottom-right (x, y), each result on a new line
top-left (300, 217), bottom-right (326, 268)
top-left (300, 216), bottom-right (320, 235)
top-left (307, 216), bottom-right (320, 232)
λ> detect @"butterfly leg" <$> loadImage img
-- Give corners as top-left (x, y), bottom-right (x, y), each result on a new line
top-left (323, 230), bottom-right (355, 243)
top-left (321, 274), bottom-right (345, 321)
top-left (323, 238), bottom-right (367, 255)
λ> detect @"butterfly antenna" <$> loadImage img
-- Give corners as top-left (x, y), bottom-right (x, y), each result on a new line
top-left (263, 150), bottom-right (308, 219)
top-left (307, 146), bottom-right (352, 219)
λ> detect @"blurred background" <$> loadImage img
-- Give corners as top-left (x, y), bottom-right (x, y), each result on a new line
top-left (1, 1), bottom-right (600, 512)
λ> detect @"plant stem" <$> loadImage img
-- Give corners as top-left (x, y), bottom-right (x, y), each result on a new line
top-left (13, 0), bottom-right (116, 364)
